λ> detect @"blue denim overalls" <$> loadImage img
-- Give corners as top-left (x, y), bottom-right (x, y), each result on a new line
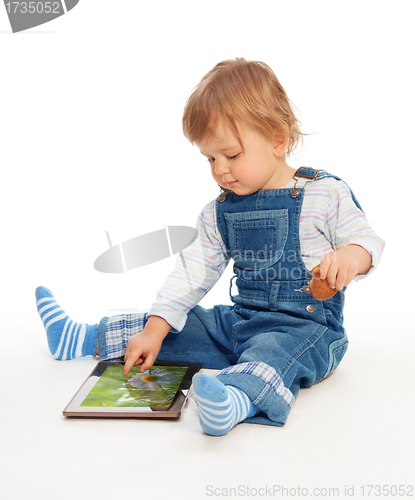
top-left (149, 168), bottom-right (361, 426)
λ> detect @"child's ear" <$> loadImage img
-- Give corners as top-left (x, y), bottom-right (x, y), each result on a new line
top-left (273, 133), bottom-right (289, 158)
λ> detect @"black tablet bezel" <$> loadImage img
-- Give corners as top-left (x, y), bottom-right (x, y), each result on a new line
top-left (63, 359), bottom-right (201, 419)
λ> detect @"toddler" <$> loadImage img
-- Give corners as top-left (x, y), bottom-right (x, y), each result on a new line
top-left (36, 58), bottom-right (384, 436)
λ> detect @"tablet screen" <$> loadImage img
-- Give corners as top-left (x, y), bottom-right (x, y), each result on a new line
top-left (80, 364), bottom-right (188, 409)
top-left (63, 360), bottom-right (200, 418)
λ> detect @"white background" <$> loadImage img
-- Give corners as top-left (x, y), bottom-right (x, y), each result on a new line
top-left (0, 1), bottom-right (413, 499)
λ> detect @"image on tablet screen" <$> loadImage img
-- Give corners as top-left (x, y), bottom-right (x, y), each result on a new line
top-left (80, 365), bottom-right (188, 409)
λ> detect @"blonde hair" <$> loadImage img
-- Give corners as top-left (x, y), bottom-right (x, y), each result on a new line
top-left (182, 58), bottom-right (304, 156)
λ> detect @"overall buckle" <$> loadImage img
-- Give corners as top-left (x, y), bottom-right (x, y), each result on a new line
top-left (291, 169), bottom-right (319, 198)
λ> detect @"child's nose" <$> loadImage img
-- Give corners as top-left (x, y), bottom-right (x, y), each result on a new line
top-left (215, 159), bottom-right (231, 176)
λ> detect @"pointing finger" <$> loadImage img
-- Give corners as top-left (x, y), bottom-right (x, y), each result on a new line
top-left (124, 350), bottom-right (143, 375)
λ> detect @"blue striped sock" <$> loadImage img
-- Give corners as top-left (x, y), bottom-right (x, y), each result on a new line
top-left (35, 286), bottom-right (98, 360)
top-left (192, 373), bottom-right (257, 436)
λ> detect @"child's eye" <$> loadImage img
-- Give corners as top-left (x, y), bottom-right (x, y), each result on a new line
top-left (206, 154), bottom-right (238, 164)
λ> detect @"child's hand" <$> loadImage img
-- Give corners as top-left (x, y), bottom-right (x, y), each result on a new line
top-left (123, 316), bottom-right (172, 375)
top-left (123, 330), bottom-right (162, 375)
top-left (318, 245), bottom-right (372, 291)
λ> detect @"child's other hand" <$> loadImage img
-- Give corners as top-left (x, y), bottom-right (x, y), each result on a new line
top-left (318, 245), bottom-right (372, 291)
top-left (123, 316), bottom-right (172, 375)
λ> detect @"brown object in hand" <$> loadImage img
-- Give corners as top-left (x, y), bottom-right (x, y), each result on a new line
top-left (308, 265), bottom-right (337, 301)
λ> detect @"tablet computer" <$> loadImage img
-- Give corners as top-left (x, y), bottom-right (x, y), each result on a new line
top-left (63, 359), bottom-right (201, 419)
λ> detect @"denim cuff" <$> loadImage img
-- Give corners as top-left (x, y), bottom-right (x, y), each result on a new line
top-left (216, 371), bottom-right (292, 427)
top-left (97, 316), bottom-right (109, 360)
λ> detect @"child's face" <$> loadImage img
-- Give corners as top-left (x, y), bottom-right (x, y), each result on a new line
top-left (196, 121), bottom-right (288, 195)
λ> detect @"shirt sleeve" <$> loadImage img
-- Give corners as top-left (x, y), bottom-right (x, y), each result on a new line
top-left (325, 180), bottom-right (385, 280)
top-left (147, 199), bottom-right (230, 332)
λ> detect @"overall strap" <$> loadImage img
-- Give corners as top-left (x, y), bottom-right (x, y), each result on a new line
top-left (293, 167), bottom-right (364, 213)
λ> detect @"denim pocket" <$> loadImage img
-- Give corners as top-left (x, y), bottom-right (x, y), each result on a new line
top-left (323, 334), bottom-right (349, 379)
top-left (224, 209), bottom-right (288, 270)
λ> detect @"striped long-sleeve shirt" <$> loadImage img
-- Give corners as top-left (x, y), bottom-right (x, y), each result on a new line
top-left (147, 175), bottom-right (385, 332)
